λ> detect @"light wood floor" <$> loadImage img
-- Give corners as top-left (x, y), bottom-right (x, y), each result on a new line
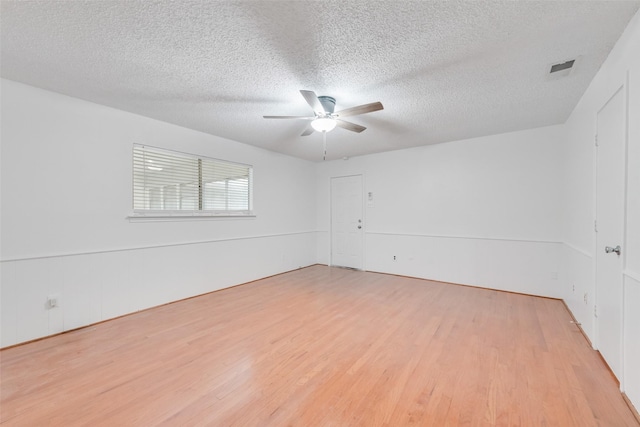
top-left (1, 265), bottom-right (637, 426)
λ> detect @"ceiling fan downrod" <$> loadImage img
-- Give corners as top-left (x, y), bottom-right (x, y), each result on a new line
top-left (323, 131), bottom-right (327, 161)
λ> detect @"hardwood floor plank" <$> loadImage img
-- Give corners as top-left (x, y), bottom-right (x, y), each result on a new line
top-left (1, 266), bottom-right (637, 426)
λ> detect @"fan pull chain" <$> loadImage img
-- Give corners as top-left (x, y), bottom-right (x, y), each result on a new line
top-left (323, 131), bottom-right (327, 161)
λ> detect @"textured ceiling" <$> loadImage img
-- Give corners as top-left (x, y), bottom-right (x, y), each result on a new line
top-left (2, 1), bottom-right (639, 161)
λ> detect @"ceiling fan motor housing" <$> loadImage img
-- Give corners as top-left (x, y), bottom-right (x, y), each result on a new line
top-left (318, 96), bottom-right (336, 115)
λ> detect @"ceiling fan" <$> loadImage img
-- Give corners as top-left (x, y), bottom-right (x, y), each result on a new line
top-left (263, 90), bottom-right (384, 136)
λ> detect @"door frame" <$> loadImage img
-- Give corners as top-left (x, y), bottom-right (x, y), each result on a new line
top-left (329, 174), bottom-right (365, 270)
top-left (593, 77), bottom-right (629, 388)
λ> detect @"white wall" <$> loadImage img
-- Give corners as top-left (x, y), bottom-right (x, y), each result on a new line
top-left (316, 125), bottom-right (564, 297)
top-left (562, 9), bottom-right (640, 410)
top-left (626, 47), bottom-right (640, 417)
top-left (0, 79), bottom-right (317, 347)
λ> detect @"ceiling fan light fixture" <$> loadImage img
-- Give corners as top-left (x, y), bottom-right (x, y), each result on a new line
top-left (311, 117), bottom-right (337, 133)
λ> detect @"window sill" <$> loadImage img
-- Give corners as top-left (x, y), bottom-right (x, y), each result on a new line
top-left (127, 211), bottom-right (255, 222)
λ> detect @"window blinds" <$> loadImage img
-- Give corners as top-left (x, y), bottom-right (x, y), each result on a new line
top-left (133, 145), bottom-right (252, 215)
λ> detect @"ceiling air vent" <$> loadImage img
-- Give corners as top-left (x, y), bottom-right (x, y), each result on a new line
top-left (550, 59), bottom-right (575, 74)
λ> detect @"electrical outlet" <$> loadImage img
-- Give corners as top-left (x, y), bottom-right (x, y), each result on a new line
top-left (47, 295), bottom-right (59, 308)
top-left (583, 292), bottom-right (588, 305)
top-left (393, 255), bottom-right (396, 261)
top-left (572, 283), bottom-right (575, 293)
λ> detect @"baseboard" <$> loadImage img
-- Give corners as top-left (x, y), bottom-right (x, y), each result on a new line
top-left (365, 268), bottom-right (562, 301)
top-left (595, 350), bottom-right (620, 387)
top-left (560, 300), bottom-right (593, 348)
top-left (559, 301), bottom-right (619, 385)
top-left (623, 392), bottom-right (640, 425)
top-left (559, 300), bottom-right (639, 416)
top-left (0, 264), bottom-right (320, 351)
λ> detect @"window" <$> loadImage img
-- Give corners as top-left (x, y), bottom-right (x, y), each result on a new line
top-left (132, 144), bottom-right (253, 217)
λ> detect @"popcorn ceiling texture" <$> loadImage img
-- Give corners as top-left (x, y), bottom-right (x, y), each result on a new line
top-left (1, 0), bottom-right (639, 161)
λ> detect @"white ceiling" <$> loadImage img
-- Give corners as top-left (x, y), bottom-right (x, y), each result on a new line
top-left (2, 1), bottom-right (639, 161)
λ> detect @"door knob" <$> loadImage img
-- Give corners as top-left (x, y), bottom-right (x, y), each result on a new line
top-left (605, 245), bottom-right (621, 255)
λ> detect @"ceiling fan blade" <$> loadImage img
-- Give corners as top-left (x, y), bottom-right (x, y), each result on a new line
top-left (335, 102), bottom-right (383, 118)
top-left (301, 127), bottom-right (314, 136)
top-left (300, 90), bottom-right (326, 115)
top-left (336, 120), bottom-right (366, 133)
top-left (263, 115), bottom-right (314, 120)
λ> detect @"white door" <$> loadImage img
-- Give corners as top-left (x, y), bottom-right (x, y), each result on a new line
top-left (595, 87), bottom-right (626, 381)
top-left (331, 175), bottom-right (364, 269)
